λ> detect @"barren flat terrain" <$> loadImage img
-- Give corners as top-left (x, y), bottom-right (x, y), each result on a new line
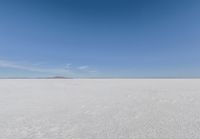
top-left (0, 79), bottom-right (200, 139)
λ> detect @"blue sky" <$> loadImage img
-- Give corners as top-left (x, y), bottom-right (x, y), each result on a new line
top-left (0, 0), bottom-right (200, 78)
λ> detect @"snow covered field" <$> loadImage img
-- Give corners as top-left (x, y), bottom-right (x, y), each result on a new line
top-left (0, 79), bottom-right (200, 139)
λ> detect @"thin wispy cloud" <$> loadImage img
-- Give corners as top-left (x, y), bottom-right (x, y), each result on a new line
top-left (0, 59), bottom-right (71, 75)
top-left (65, 64), bottom-right (72, 71)
top-left (0, 59), bottom-right (98, 77)
top-left (77, 65), bottom-right (98, 74)
top-left (78, 65), bottom-right (89, 70)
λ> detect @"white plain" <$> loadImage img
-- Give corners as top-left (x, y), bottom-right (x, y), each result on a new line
top-left (0, 79), bottom-right (200, 139)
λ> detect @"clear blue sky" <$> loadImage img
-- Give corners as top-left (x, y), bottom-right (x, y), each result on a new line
top-left (0, 0), bottom-right (200, 78)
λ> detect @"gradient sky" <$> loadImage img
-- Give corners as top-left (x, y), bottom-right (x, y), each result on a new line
top-left (0, 0), bottom-right (200, 78)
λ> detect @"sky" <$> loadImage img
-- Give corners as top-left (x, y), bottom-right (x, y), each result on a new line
top-left (0, 0), bottom-right (200, 78)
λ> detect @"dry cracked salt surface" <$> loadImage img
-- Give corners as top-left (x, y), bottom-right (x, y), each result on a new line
top-left (0, 79), bottom-right (200, 139)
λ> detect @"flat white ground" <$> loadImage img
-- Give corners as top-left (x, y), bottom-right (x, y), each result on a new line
top-left (0, 79), bottom-right (200, 139)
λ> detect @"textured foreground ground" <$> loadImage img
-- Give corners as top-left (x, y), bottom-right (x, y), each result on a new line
top-left (0, 79), bottom-right (200, 139)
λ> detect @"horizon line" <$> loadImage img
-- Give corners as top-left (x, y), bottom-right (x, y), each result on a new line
top-left (1, 76), bottom-right (200, 79)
